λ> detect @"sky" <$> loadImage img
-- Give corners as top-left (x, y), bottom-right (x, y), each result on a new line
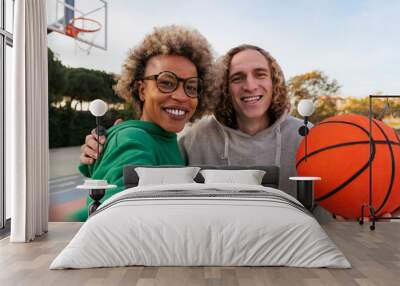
top-left (47, 0), bottom-right (400, 98)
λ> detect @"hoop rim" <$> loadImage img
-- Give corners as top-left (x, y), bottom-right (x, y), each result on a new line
top-left (65, 17), bottom-right (102, 37)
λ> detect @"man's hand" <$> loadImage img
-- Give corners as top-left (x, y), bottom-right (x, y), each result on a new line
top-left (79, 118), bottom-right (123, 165)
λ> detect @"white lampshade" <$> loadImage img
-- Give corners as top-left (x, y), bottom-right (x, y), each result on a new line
top-left (297, 99), bottom-right (315, 117)
top-left (89, 99), bottom-right (108, 117)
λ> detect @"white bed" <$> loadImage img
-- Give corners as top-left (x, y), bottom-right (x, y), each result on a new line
top-left (50, 183), bottom-right (351, 269)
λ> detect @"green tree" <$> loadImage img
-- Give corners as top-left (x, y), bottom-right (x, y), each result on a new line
top-left (47, 48), bottom-right (133, 148)
top-left (63, 68), bottom-right (122, 110)
top-left (48, 48), bottom-right (66, 105)
top-left (342, 97), bottom-right (387, 119)
top-left (288, 70), bottom-right (340, 101)
top-left (310, 96), bottom-right (343, 123)
top-left (287, 70), bottom-right (341, 123)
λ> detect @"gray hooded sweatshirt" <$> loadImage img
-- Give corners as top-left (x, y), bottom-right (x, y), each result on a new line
top-left (178, 112), bottom-right (333, 223)
top-left (178, 110), bottom-right (303, 198)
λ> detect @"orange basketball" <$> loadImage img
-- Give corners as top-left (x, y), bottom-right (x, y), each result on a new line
top-left (296, 114), bottom-right (400, 219)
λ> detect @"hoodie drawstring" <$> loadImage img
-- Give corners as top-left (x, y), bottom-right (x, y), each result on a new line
top-left (220, 123), bottom-right (281, 167)
top-left (275, 125), bottom-right (282, 167)
top-left (221, 128), bottom-right (230, 164)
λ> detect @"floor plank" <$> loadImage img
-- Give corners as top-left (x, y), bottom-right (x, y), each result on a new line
top-left (0, 222), bottom-right (399, 286)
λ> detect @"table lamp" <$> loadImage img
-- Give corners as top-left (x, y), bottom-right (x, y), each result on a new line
top-left (297, 99), bottom-right (315, 162)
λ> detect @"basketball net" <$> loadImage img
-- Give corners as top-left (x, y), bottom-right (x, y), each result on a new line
top-left (74, 32), bottom-right (99, 55)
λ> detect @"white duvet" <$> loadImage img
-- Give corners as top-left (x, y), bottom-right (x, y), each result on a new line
top-left (50, 183), bottom-right (351, 269)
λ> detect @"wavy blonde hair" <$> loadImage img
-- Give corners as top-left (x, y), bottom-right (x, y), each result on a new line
top-left (214, 44), bottom-right (290, 128)
top-left (114, 25), bottom-right (218, 121)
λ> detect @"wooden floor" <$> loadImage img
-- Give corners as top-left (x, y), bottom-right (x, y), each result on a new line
top-left (0, 222), bottom-right (399, 286)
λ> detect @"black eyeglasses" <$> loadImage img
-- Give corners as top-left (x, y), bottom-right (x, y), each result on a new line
top-left (141, 71), bottom-right (202, 98)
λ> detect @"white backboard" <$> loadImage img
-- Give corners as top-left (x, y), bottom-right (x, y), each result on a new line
top-left (47, 0), bottom-right (108, 51)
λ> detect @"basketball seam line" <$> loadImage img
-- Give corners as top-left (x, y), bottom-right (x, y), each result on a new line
top-left (298, 120), bottom-right (376, 203)
top-left (303, 119), bottom-right (396, 217)
top-left (371, 119), bottom-right (396, 214)
top-left (297, 120), bottom-right (372, 165)
top-left (296, 140), bottom-right (399, 168)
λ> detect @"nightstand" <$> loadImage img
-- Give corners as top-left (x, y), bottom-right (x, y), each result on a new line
top-left (289, 176), bottom-right (321, 211)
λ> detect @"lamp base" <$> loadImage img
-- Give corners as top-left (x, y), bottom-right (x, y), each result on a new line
top-left (88, 188), bottom-right (105, 216)
top-left (298, 125), bottom-right (309, 136)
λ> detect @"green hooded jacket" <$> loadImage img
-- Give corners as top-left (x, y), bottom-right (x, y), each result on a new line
top-left (72, 120), bottom-right (184, 221)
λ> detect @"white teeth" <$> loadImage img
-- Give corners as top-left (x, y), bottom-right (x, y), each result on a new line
top-left (242, 96), bottom-right (261, 102)
top-left (165, 108), bottom-right (186, 116)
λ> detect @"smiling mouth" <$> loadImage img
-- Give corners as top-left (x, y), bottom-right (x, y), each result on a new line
top-left (163, 107), bottom-right (188, 119)
top-left (241, 95), bottom-right (262, 103)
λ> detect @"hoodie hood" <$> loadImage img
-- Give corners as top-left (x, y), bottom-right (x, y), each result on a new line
top-left (213, 109), bottom-right (289, 166)
top-left (215, 109), bottom-right (289, 138)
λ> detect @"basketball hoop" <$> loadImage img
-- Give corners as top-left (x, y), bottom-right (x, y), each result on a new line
top-left (65, 17), bottom-right (102, 55)
top-left (47, 0), bottom-right (108, 52)
top-left (65, 17), bottom-right (102, 37)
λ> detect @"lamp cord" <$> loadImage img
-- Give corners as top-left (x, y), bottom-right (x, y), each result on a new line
top-left (305, 131), bottom-right (308, 162)
top-left (304, 117), bottom-right (308, 162)
top-left (96, 117), bottom-right (100, 160)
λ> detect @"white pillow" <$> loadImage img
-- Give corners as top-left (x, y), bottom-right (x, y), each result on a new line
top-left (200, 169), bottom-right (266, 185)
top-left (135, 167), bottom-right (200, 186)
